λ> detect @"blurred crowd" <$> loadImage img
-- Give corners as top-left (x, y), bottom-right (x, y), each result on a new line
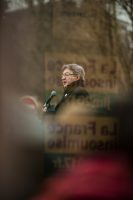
top-left (0, 90), bottom-right (133, 200)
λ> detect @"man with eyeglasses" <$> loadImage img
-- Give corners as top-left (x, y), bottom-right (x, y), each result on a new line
top-left (54, 63), bottom-right (89, 113)
top-left (43, 63), bottom-right (89, 113)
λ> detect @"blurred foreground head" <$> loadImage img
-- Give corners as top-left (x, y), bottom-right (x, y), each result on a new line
top-left (118, 92), bottom-right (133, 161)
top-left (58, 93), bottom-right (133, 159)
top-left (0, 94), bottom-right (44, 200)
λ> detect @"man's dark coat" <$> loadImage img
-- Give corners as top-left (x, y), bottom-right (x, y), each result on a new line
top-left (54, 80), bottom-right (89, 113)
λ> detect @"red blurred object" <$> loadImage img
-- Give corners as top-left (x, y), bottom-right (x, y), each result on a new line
top-left (21, 95), bottom-right (39, 110)
top-left (32, 154), bottom-right (133, 200)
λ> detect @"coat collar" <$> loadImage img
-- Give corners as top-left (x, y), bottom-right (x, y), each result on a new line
top-left (64, 79), bottom-right (85, 95)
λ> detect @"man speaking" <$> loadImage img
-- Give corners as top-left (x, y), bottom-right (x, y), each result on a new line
top-left (43, 63), bottom-right (89, 114)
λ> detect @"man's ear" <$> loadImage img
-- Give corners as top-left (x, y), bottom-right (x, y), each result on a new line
top-left (76, 75), bottom-right (80, 80)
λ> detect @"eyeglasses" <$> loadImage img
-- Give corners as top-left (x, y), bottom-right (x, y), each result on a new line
top-left (61, 73), bottom-right (76, 77)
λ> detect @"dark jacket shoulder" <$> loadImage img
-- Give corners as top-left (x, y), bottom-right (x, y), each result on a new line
top-left (55, 80), bottom-right (89, 113)
top-left (71, 87), bottom-right (88, 97)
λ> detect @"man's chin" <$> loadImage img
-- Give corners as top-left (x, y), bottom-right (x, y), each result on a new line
top-left (63, 84), bottom-right (68, 88)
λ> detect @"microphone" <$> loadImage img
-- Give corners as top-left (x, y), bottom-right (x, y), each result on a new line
top-left (45, 90), bottom-right (56, 106)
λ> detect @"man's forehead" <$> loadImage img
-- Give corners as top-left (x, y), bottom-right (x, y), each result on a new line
top-left (63, 68), bottom-right (72, 72)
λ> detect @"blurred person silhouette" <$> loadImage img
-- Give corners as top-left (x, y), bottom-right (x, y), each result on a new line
top-left (32, 93), bottom-right (133, 200)
top-left (43, 64), bottom-right (89, 114)
top-left (0, 93), bottom-right (45, 200)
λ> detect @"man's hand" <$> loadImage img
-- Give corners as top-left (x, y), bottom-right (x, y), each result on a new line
top-left (42, 104), bottom-right (47, 112)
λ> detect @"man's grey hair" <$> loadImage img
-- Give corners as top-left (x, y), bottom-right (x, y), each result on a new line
top-left (62, 64), bottom-right (85, 82)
